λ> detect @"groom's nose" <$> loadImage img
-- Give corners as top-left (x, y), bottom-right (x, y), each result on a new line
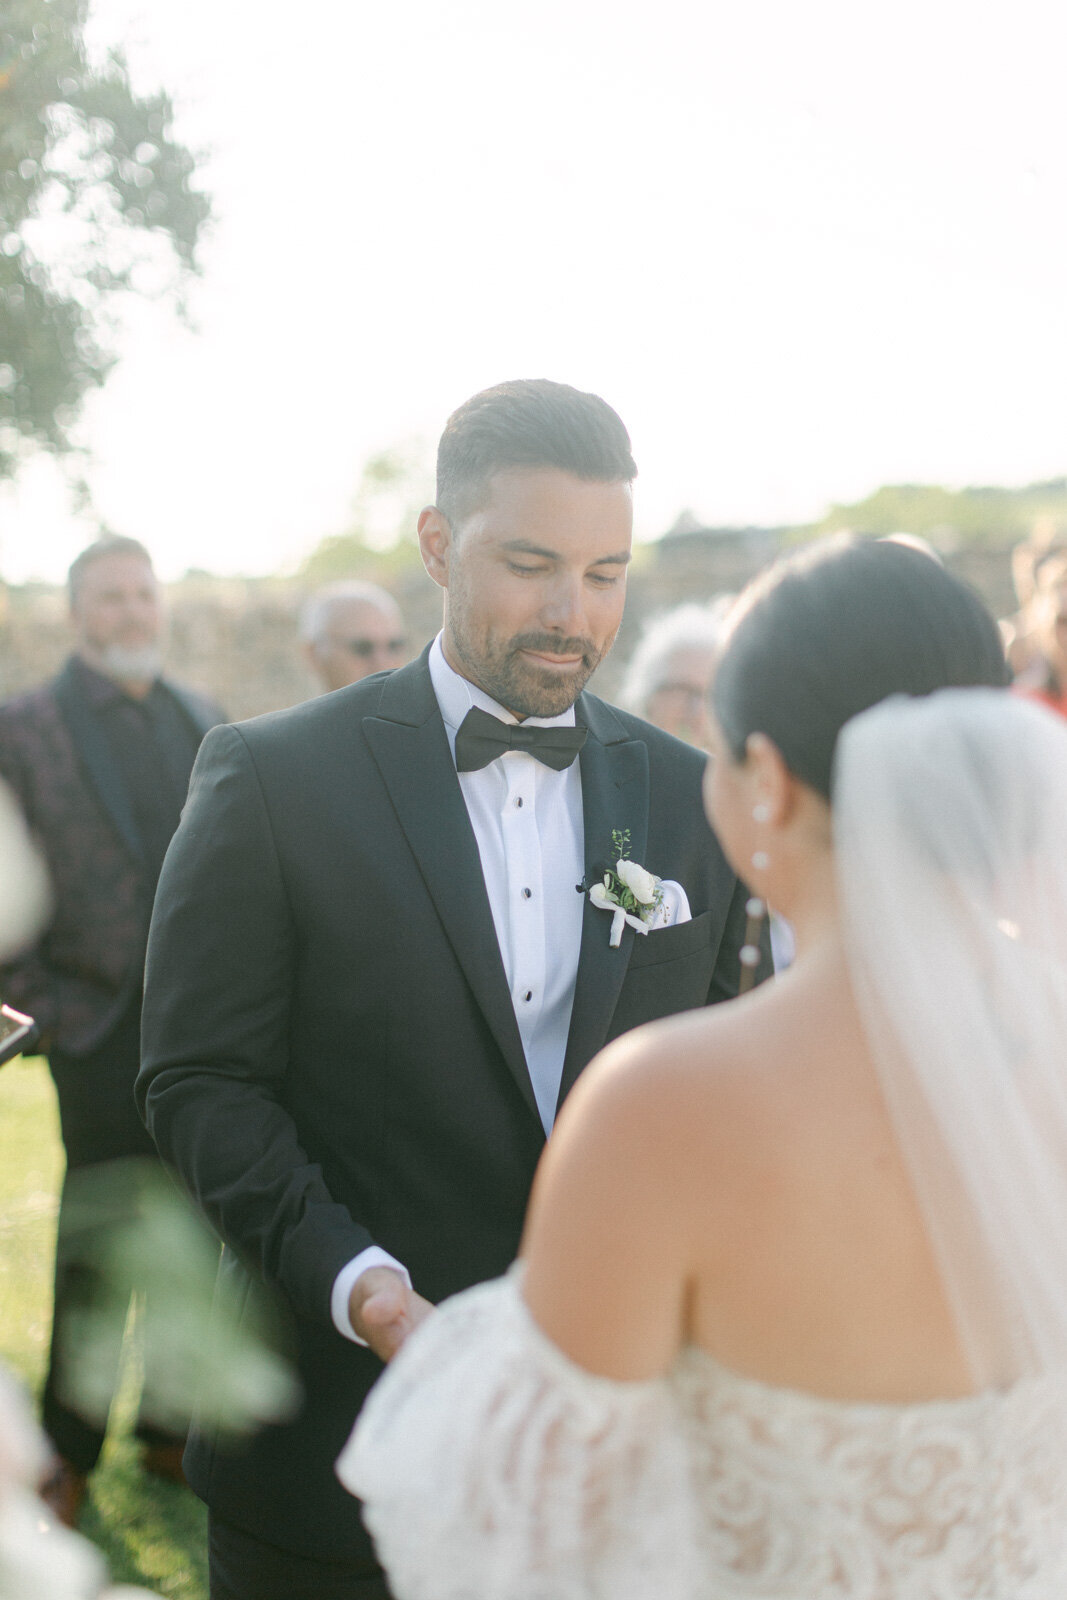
top-left (538, 575), bottom-right (587, 636)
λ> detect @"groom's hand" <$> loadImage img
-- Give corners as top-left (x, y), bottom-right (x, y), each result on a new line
top-left (349, 1267), bottom-right (434, 1362)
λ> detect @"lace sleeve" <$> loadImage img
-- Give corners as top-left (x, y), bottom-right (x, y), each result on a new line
top-left (336, 1267), bottom-right (699, 1600)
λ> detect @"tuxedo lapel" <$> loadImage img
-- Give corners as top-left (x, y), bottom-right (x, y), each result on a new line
top-left (363, 655), bottom-right (541, 1127)
top-left (557, 694), bottom-right (649, 1110)
top-left (53, 659), bottom-right (145, 866)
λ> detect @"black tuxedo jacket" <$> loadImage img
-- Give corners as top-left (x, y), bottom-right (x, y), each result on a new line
top-left (137, 648), bottom-right (765, 1561)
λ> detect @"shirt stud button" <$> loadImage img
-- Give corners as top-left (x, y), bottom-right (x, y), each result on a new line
top-left (522, 887), bottom-right (532, 899)
top-left (523, 990), bottom-right (532, 1002)
top-left (516, 797), bottom-right (524, 808)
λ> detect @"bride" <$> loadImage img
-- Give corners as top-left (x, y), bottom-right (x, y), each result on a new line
top-left (338, 535), bottom-right (1067, 1597)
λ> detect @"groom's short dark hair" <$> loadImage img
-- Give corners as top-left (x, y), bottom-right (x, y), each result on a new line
top-left (436, 379), bottom-right (637, 528)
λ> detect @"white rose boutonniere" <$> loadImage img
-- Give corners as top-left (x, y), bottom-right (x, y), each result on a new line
top-left (584, 829), bottom-right (667, 948)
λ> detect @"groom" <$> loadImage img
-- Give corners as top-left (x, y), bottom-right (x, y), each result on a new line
top-left (138, 379), bottom-right (766, 1599)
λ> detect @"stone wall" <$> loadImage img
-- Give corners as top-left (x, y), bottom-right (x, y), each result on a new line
top-left (0, 531), bottom-right (1018, 722)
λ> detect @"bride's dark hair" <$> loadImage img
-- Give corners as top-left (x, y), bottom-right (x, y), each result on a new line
top-left (712, 536), bottom-right (1009, 799)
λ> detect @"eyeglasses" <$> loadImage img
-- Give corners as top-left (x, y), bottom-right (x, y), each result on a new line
top-left (340, 637), bottom-right (407, 658)
top-left (651, 683), bottom-right (707, 709)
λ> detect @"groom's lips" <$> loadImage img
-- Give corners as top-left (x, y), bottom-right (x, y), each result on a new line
top-left (520, 649), bottom-right (584, 670)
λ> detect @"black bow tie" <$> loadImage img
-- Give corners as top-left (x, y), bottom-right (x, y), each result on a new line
top-left (454, 706), bottom-right (587, 773)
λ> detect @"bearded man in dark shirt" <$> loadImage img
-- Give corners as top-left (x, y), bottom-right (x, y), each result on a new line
top-left (0, 536), bottom-right (224, 1524)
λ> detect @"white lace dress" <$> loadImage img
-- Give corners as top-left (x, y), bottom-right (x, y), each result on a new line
top-left (337, 1267), bottom-right (1067, 1599)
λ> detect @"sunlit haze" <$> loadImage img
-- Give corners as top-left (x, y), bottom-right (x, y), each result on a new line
top-left (3, 0), bottom-right (1065, 582)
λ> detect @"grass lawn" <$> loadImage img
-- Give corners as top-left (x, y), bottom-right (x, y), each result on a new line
top-left (0, 1055), bottom-right (209, 1599)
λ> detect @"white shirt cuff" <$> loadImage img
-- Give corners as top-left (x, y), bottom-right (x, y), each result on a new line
top-left (331, 1247), bottom-right (412, 1345)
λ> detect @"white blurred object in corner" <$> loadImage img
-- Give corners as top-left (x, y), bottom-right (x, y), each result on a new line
top-left (0, 1368), bottom-right (159, 1598)
top-left (0, 779), bottom-right (50, 963)
top-left (0, 807), bottom-right (152, 1597)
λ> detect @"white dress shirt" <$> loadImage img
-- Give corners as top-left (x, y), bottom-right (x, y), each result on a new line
top-left (332, 635), bottom-right (586, 1341)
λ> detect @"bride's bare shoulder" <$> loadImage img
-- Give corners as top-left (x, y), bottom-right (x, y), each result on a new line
top-left (564, 963), bottom-right (859, 1155)
top-left (591, 971), bottom-right (803, 1093)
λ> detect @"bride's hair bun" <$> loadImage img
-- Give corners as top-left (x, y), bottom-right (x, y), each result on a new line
top-left (712, 535), bottom-right (1009, 799)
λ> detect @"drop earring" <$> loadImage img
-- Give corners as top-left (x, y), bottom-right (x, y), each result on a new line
top-left (752, 803), bottom-right (771, 823)
top-left (738, 895), bottom-right (766, 994)
top-left (751, 850), bottom-right (770, 872)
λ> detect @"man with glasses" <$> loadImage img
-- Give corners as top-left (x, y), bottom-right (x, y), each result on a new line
top-left (300, 582), bottom-right (408, 692)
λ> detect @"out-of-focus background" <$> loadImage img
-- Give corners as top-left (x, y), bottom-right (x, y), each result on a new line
top-left (2, 0), bottom-right (1066, 715)
top-left (2, 490), bottom-right (1066, 718)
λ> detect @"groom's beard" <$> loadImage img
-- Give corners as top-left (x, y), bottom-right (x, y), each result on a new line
top-left (453, 628), bottom-right (611, 718)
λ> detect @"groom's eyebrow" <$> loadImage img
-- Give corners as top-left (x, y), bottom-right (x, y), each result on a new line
top-left (500, 539), bottom-right (631, 566)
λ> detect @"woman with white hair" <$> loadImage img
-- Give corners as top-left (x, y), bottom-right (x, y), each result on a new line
top-left (618, 599), bottom-right (733, 752)
top-left (619, 597), bottom-right (795, 967)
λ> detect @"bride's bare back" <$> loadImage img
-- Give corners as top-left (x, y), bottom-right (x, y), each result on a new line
top-left (521, 938), bottom-right (973, 1403)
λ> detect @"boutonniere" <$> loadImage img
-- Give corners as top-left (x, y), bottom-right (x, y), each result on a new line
top-left (581, 829), bottom-right (666, 948)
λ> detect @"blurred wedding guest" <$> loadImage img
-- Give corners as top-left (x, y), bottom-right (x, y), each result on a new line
top-left (1012, 552), bottom-right (1067, 714)
top-left (618, 598), bottom-right (733, 752)
top-left (619, 598), bottom-right (800, 970)
top-left (299, 582), bottom-right (408, 692)
top-left (1004, 523), bottom-right (1067, 679)
top-left (1010, 519), bottom-right (1067, 616)
top-left (0, 536), bottom-right (225, 1528)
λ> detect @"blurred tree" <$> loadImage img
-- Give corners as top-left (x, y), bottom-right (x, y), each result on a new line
top-left (814, 479), bottom-right (1067, 549)
top-left (300, 440), bottom-right (432, 582)
top-left (0, 0), bottom-right (210, 478)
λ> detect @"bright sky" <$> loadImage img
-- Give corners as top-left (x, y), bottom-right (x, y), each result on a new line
top-left (3, 0), bottom-right (1066, 582)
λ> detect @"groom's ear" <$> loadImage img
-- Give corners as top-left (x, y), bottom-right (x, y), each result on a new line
top-left (418, 506), bottom-right (453, 590)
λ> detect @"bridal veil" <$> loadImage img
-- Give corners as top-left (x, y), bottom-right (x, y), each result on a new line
top-left (834, 687), bottom-right (1067, 1385)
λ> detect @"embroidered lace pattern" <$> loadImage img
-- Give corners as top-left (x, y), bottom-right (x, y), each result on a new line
top-left (339, 1271), bottom-right (1067, 1599)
